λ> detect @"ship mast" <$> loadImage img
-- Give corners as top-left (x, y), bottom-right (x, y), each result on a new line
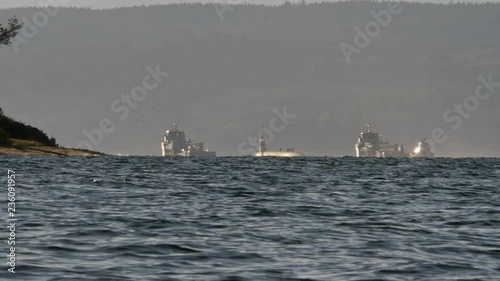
top-left (259, 135), bottom-right (266, 157)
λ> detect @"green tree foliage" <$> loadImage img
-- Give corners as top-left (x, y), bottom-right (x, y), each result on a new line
top-left (0, 114), bottom-right (56, 146)
top-left (0, 16), bottom-right (22, 46)
top-left (0, 108), bottom-right (57, 147)
top-left (0, 127), bottom-right (9, 144)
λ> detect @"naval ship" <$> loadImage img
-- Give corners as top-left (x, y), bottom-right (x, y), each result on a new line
top-left (355, 124), bottom-right (407, 157)
top-left (161, 122), bottom-right (216, 157)
top-left (410, 139), bottom-right (434, 157)
top-left (254, 135), bottom-right (301, 157)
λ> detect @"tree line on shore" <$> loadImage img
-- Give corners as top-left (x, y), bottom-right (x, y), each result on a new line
top-left (0, 107), bottom-right (57, 146)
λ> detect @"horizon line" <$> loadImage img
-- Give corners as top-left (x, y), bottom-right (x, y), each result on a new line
top-left (0, 0), bottom-right (499, 11)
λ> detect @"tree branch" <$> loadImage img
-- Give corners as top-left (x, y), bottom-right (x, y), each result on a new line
top-left (0, 16), bottom-right (23, 46)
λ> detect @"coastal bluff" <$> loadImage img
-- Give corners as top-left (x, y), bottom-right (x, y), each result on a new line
top-left (0, 108), bottom-right (104, 156)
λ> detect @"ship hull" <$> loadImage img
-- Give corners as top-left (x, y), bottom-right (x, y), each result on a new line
top-left (254, 151), bottom-right (301, 157)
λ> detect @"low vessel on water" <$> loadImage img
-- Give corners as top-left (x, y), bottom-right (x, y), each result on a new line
top-left (355, 124), bottom-right (407, 157)
top-left (161, 122), bottom-right (216, 157)
top-left (410, 139), bottom-right (434, 158)
top-left (254, 135), bottom-right (301, 157)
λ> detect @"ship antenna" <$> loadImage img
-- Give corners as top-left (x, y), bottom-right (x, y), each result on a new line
top-left (259, 124), bottom-right (266, 156)
top-left (173, 121), bottom-right (179, 130)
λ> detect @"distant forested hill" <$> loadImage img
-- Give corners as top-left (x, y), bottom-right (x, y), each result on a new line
top-left (0, 3), bottom-right (499, 156)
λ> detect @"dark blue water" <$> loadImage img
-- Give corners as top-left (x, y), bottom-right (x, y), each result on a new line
top-left (1, 156), bottom-right (499, 281)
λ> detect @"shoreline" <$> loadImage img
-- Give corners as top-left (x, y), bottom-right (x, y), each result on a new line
top-left (0, 145), bottom-right (105, 156)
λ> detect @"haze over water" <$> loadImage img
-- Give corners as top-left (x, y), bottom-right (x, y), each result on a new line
top-left (2, 156), bottom-right (499, 280)
top-left (2, 3), bottom-right (500, 156)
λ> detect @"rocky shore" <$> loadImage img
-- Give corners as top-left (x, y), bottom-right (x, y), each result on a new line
top-left (0, 146), bottom-right (105, 156)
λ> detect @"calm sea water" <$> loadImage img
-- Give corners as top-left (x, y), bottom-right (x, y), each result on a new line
top-left (1, 156), bottom-right (499, 281)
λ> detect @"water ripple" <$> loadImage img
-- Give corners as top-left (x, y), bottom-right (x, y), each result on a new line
top-left (0, 156), bottom-right (499, 280)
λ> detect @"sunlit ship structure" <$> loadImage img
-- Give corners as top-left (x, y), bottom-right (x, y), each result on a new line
top-left (254, 135), bottom-right (301, 157)
top-left (161, 122), bottom-right (216, 157)
top-left (410, 139), bottom-right (434, 158)
top-left (355, 124), bottom-right (407, 157)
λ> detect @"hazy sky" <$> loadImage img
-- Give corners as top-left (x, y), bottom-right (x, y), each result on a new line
top-left (0, 0), bottom-right (496, 9)
top-left (1, 1), bottom-right (499, 156)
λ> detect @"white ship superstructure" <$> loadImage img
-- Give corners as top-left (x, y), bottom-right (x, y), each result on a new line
top-left (254, 135), bottom-right (301, 157)
top-left (410, 139), bottom-right (434, 157)
top-left (161, 122), bottom-right (216, 157)
top-left (355, 124), bottom-right (407, 157)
